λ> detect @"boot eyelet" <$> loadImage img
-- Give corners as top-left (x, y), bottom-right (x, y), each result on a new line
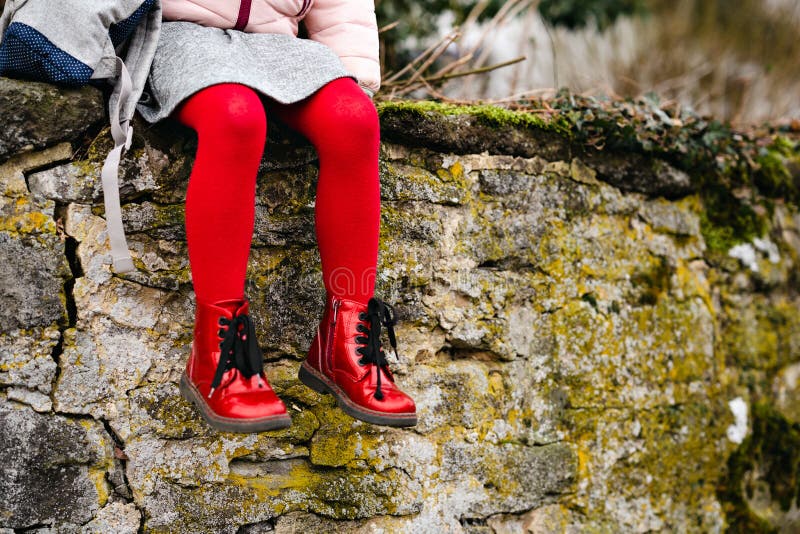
top-left (218, 329), bottom-right (225, 337)
top-left (356, 324), bottom-right (367, 332)
top-left (357, 358), bottom-right (367, 366)
top-left (358, 312), bottom-right (366, 320)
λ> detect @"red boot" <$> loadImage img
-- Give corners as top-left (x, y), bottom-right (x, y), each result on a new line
top-left (299, 296), bottom-right (417, 427)
top-left (179, 297), bottom-right (291, 432)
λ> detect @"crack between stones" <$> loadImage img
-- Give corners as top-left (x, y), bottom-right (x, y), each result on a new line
top-left (52, 198), bottom-right (145, 530)
top-left (13, 521), bottom-right (54, 533)
top-left (98, 417), bottom-right (137, 501)
top-left (565, 402), bottom-right (687, 413)
top-left (45, 203), bottom-right (79, 413)
top-left (28, 405), bottom-right (145, 531)
top-left (458, 493), bottom-right (573, 528)
top-left (236, 517), bottom-right (277, 533)
top-left (19, 154), bottom-right (75, 195)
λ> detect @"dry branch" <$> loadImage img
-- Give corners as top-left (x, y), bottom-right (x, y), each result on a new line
top-left (379, 1), bottom-right (537, 101)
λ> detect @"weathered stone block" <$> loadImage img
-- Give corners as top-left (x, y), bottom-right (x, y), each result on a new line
top-left (0, 232), bottom-right (68, 331)
top-left (0, 398), bottom-right (114, 530)
top-left (0, 326), bottom-right (59, 394)
top-left (81, 502), bottom-right (141, 534)
top-left (0, 78), bottom-right (103, 162)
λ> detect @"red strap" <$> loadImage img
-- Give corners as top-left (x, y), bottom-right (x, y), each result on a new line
top-left (234, 0), bottom-right (253, 31)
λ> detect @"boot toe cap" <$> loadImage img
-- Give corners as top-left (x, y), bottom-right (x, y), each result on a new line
top-left (370, 387), bottom-right (416, 414)
top-left (215, 389), bottom-right (288, 420)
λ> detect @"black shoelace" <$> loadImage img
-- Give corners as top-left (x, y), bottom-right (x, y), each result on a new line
top-left (355, 297), bottom-right (398, 400)
top-left (208, 312), bottom-right (264, 397)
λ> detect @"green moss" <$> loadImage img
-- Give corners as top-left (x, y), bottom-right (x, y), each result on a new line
top-left (70, 158), bottom-right (100, 179)
top-left (224, 461), bottom-right (417, 519)
top-left (377, 100), bottom-right (573, 137)
top-left (85, 128), bottom-right (114, 164)
top-left (309, 426), bottom-right (383, 468)
top-left (698, 184), bottom-right (768, 254)
top-left (152, 392), bottom-right (208, 439)
top-left (580, 292), bottom-right (599, 309)
top-left (719, 294), bottom-right (800, 372)
top-left (719, 403), bottom-right (800, 532)
top-left (562, 400), bottom-right (730, 528)
top-left (754, 136), bottom-right (800, 201)
top-left (630, 255), bottom-right (672, 305)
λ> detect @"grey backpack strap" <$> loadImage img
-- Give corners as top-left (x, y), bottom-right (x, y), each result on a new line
top-left (103, 1), bottom-right (162, 272)
top-left (120, 0), bottom-right (162, 123)
top-left (101, 55), bottom-right (135, 273)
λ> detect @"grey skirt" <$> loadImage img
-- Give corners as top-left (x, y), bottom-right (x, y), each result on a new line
top-left (136, 21), bottom-right (354, 124)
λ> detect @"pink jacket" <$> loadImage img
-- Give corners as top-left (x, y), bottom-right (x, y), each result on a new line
top-left (161, 0), bottom-right (381, 93)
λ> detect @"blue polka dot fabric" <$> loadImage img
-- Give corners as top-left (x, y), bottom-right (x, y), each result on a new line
top-left (109, 0), bottom-right (156, 47)
top-left (0, 0), bottom-right (155, 87)
top-left (0, 22), bottom-right (92, 86)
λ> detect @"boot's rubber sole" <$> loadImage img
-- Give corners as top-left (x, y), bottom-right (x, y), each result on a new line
top-left (179, 373), bottom-right (292, 433)
top-left (298, 363), bottom-right (418, 427)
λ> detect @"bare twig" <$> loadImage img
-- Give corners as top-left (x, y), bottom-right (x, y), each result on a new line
top-left (451, 0), bottom-right (534, 97)
top-left (380, 0), bottom-right (534, 100)
top-left (427, 56), bottom-right (526, 83)
top-left (379, 20), bottom-right (400, 34)
top-left (384, 28), bottom-right (459, 84)
top-left (383, 56), bottom-right (525, 91)
top-left (384, 57), bottom-right (528, 100)
top-left (404, 31), bottom-right (461, 86)
top-left (542, 17), bottom-right (558, 87)
top-left (463, 0), bottom-right (492, 29)
top-left (463, 0), bottom-right (527, 59)
top-left (473, 0), bottom-right (534, 68)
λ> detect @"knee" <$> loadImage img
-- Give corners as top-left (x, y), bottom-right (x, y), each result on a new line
top-left (316, 81), bottom-right (380, 150)
top-left (336, 95), bottom-right (380, 148)
top-left (179, 84), bottom-right (267, 145)
top-left (209, 86), bottom-right (267, 143)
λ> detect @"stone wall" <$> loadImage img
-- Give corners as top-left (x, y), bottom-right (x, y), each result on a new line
top-left (1, 78), bottom-right (799, 533)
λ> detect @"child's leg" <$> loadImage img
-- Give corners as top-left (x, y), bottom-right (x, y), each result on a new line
top-left (173, 83), bottom-right (267, 303)
top-left (279, 79), bottom-right (417, 425)
top-left (268, 77), bottom-right (381, 304)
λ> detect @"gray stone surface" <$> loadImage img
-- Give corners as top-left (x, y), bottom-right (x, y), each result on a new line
top-left (379, 107), bottom-right (570, 161)
top-left (584, 150), bottom-right (693, 197)
top-left (0, 232), bottom-right (69, 331)
top-left (7, 385), bottom-right (52, 412)
top-left (0, 144), bottom-right (71, 332)
top-left (379, 107), bottom-right (695, 198)
top-left (0, 398), bottom-right (114, 530)
top-left (28, 161), bottom-right (103, 204)
top-left (0, 326), bottom-right (59, 393)
top-left (0, 78), bottom-right (104, 162)
top-left (81, 502), bottom-right (141, 534)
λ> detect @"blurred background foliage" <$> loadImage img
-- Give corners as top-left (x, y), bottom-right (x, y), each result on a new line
top-left (377, 0), bottom-right (646, 74)
top-left (377, 0), bottom-right (645, 36)
top-left (375, 0), bottom-right (800, 125)
top-left (537, 0), bottom-right (646, 28)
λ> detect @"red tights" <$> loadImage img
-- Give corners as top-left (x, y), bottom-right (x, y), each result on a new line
top-left (173, 78), bottom-right (380, 305)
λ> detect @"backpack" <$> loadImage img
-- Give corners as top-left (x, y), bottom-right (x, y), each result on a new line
top-left (0, 0), bottom-right (163, 273)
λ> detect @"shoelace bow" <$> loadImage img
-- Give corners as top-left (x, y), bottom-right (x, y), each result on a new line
top-left (209, 312), bottom-right (264, 397)
top-left (355, 297), bottom-right (398, 400)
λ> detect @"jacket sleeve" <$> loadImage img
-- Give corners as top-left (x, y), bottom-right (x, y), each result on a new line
top-left (304, 0), bottom-right (381, 94)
